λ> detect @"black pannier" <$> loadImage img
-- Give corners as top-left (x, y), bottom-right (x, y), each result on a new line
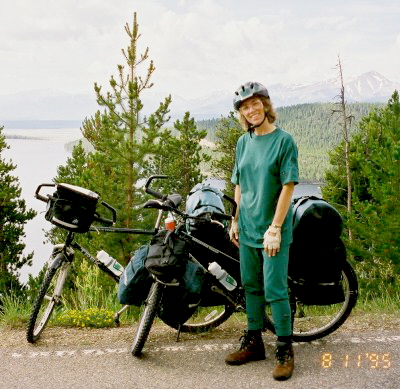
top-left (289, 196), bottom-right (346, 305)
top-left (292, 196), bottom-right (343, 240)
top-left (158, 260), bottom-right (206, 325)
top-left (45, 183), bottom-right (100, 232)
top-left (118, 244), bottom-right (205, 316)
top-left (145, 230), bottom-right (187, 281)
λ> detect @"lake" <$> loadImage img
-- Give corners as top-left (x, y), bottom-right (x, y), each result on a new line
top-left (3, 128), bottom-right (321, 284)
top-left (3, 128), bottom-right (82, 283)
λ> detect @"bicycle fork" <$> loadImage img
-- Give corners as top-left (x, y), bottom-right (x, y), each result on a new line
top-left (46, 245), bottom-right (74, 303)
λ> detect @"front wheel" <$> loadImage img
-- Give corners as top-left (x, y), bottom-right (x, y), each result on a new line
top-left (264, 260), bottom-right (358, 342)
top-left (131, 282), bottom-right (163, 357)
top-left (26, 254), bottom-right (71, 343)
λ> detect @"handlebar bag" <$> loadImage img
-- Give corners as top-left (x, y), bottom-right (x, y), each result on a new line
top-left (118, 245), bottom-right (152, 306)
top-left (45, 183), bottom-right (100, 232)
top-left (145, 230), bottom-right (187, 281)
top-left (289, 196), bottom-right (345, 305)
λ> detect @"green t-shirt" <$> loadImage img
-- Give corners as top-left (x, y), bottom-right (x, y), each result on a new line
top-left (231, 127), bottom-right (299, 248)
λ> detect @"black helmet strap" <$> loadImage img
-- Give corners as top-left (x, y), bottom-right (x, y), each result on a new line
top-left (247, 112), bottom-right (267, 136)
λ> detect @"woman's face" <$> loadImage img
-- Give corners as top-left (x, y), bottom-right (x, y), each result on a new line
top-left (239, 96), bottom-right (265, 126)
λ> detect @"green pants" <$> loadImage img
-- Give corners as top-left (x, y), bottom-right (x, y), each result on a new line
top-left (239, 243), bottom-right (292, 337)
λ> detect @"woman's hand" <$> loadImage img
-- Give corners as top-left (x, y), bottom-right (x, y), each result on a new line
top-left (263, 225), bottom-right (281, 257)
top-left (229, 219), bottom-right (240, 248)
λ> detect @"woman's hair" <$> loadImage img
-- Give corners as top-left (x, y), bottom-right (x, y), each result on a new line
top-left (237, 95), bottom-right (277, 131)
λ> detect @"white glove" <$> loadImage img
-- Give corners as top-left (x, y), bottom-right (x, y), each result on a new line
top-left (229, 219), bottom-right (239, 242)
top-left (263, 225), bottom-right (281, 256)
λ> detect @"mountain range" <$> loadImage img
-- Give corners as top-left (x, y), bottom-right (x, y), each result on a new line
top-left (1, 71), bottom-right (399, 123)
top-left (178, 71), bottom-right (400, 119)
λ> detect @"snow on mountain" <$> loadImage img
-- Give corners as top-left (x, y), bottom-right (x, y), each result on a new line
top-left (0, 71), bottom-right (399, 122)
top-left (344, 71), bottom-right (400, 102)
top-left (168, 91), bottom-right (233, 120)
top-left (169, 71), bottom-right (400, 118)
top-left (265, 71), bottom-right (400, 107)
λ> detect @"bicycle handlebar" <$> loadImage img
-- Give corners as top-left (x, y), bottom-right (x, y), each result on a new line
top-left (35, 183), bottom-right (117, 227)
top-left (223, 194), bottom-right (237, 218)
top-left (144, 175), bottom-right (168, 200)
top-left (94, 201), bottom-right (117, 226)
top-left (35, 183), bottom-right (55, 202)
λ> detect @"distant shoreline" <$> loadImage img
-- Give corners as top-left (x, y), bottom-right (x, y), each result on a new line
top-left (5, 135), bottom-right (46, 140)
top-left (2, 120), bottom-right (82, 129)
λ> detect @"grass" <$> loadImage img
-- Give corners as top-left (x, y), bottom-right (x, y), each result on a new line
top-left (356, 290), bottom-right (400, 315)
top-left (0, 293), bottom-right (33, 329)
top-left (1, 289), bottom-right (398, 331)
top-left (2, 260), bottom-right (398, 330)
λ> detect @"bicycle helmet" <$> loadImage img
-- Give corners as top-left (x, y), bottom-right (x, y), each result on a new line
top-left (233, 82), bottom-right (269, 110)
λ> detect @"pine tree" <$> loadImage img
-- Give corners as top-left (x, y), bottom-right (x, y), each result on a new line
top-left (323, 91), bottom-right (400, 292)
top-left (80, 13), bottom-right (171, 231)
top-left (47, 15), bottom-right (217, 306)
top-left (52, 14), bottom-right (173, 263)
top-left (211, 112), bottom-right (243, 199)
top-left (352, 91), bottom-right (400, 269)
top-left (0, 126), bottom-right (36, 296)
top-left (151, 112), bottom-right (211, 201)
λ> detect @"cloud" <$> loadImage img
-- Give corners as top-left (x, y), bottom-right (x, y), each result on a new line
top-left (0, 0), bottom-right (399, 102)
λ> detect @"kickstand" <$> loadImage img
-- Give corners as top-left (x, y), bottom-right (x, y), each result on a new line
top-left (176, 324), bottom-right (182, 342)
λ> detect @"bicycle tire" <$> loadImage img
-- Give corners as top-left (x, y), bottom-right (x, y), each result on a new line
top-left (131, 282), bottom-right (163, 357)
top-left (161, 302), bottom-right (235, 334)
top-left (264, 260), bottom-right (358, 342)
top-left (26, 254), bottom-right (70, 343)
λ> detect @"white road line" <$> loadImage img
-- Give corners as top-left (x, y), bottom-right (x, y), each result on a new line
top-left (7, 336), bottom-right (400, 359)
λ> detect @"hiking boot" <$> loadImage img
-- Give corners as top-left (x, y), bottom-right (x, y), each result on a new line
top-left (272, 341), bottom-right (294, 380)
top-left (225, 331), bottom-right (266, 365)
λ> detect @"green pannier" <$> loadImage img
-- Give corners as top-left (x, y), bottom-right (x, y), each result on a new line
top-left (118, 245), bottom-right (152, 306)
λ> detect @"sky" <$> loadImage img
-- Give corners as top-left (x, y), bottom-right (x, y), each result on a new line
top-left (1, 0), bottom-right (399, 101)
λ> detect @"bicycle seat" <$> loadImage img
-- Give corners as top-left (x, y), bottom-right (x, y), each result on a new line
top-left (144, 194), bottom-right (182, 210)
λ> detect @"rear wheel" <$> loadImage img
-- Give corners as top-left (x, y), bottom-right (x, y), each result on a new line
top-left (26, 254), bottom-right (70, 343)
top-left (264, 260), bottom-right (358, 342)
top-left (131, 282), bottom-right (163, 356)
top-left (160, 281), bottom-right (243, 333)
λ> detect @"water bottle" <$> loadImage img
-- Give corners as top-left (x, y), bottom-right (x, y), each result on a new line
top-left (164, 212), bottom-right (176, 231)
top-left (96, 250), bottom-right (124, 277)
top-left (208, 262), bottom-right (237, 291)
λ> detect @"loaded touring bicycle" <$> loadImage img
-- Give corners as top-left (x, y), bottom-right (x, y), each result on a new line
top-left (27, 176), bottom-right (358, 357)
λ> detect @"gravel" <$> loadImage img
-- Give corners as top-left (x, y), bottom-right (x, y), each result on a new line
top-left (1, 313), bottom-right (398, 349)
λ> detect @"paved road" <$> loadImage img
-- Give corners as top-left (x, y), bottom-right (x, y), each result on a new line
top-left (1, 331), bottom-right (399, 389)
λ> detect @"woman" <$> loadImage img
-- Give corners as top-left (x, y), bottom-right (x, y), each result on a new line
top-left (225, 82), bottom-right (299, 381)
